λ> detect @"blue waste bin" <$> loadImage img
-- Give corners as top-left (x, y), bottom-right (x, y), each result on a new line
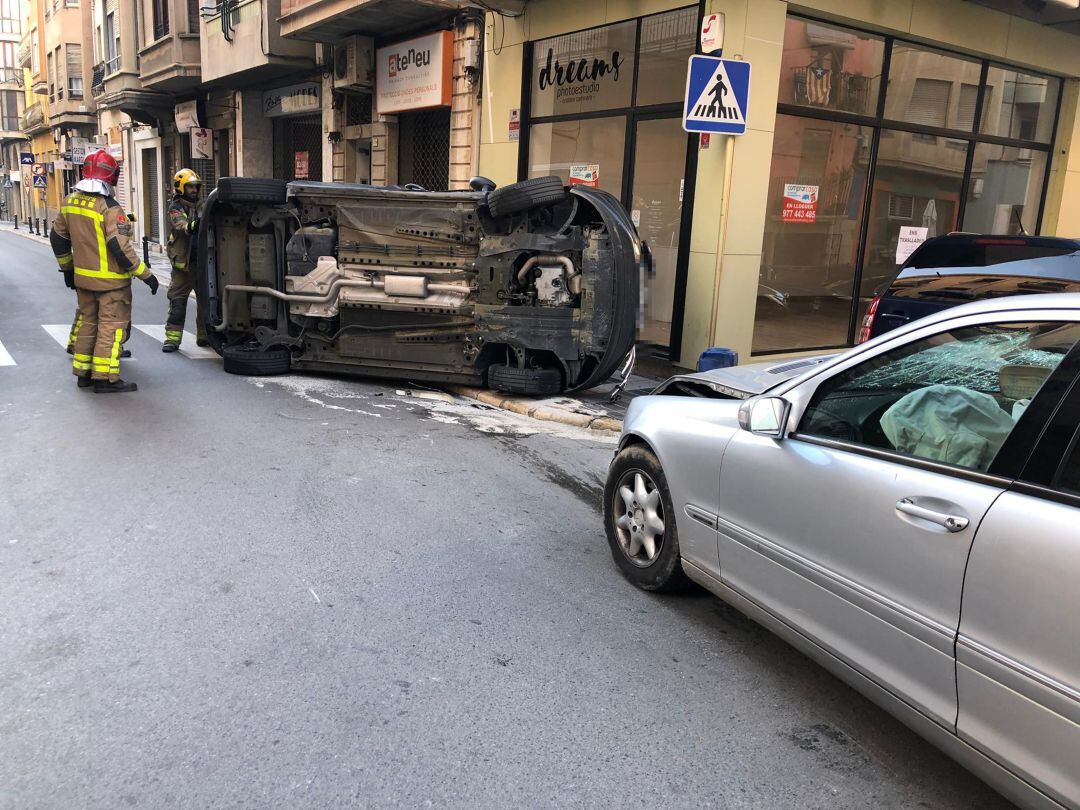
top-left (697, 347), bottom-right (738, 372)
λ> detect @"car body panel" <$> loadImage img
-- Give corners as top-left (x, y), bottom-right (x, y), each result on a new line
top-left (651, 354), bottom-right (836, 399)
top-left (615, 294), bottom-right (1080, 808)
top-left (196, 179), bottom-right (642, 392)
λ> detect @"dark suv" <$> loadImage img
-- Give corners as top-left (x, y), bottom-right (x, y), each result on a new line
top-left (859, 233), bottom-right (1080, 343)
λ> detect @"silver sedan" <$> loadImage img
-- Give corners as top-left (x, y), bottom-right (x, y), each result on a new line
top-left (606, 294), bottom-right (1080, 809)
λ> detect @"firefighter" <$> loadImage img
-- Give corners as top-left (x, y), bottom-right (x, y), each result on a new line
top-left (50, 149), bottom-right (159, 393)
top-left (162, 168), bottom-right (206, 353)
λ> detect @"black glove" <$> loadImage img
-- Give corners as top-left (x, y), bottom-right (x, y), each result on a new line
top-left (144, 274), bottom-right (160, 295)
top-left (63, 267), bottom-right (75, 289)
top-left (187, 217), bottom-right (200, 234)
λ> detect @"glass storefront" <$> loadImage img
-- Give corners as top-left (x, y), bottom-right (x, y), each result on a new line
top-left (523, 6), bottom-right (696, 354)
top-left (755, 15), bottom-right (1060, 354)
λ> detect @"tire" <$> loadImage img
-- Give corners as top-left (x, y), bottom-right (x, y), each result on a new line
top-left (216, 177), bottom-right (287, 205)
top-left (488, 364), bottom-right (562, 396)
top-left (486, 176), bottom-right (567, 219)
top-left (604, 445), bottom-right (689, 592)
top-left (222, 344), bottom-right (291, 376)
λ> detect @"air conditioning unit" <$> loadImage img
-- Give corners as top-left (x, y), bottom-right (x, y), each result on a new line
top-left (333, 35), bottom-right (374, 92)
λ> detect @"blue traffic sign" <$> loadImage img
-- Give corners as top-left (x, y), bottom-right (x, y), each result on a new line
top-left (32, 175), bottom-right (47, 188)
top-left (682, 55), bottom-right (751, 135)
top-left (19, 152), bottom-right (33, 165)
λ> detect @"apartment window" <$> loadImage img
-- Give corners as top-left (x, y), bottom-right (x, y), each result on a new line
top-left (46, 49), bottom-right (54, 101)
top-left (67, 44), bottom-right (82, 98)
top-left (187, 0), bottom-right (200, 33)
top-left (30, 28), bottom-right (38, 76)
top-left (54, 47), bottom-right (62, 99)
top-left (152, 0), bottom-right (170, 39)
top-left (906, 78), bottom-right (950, 129)
top-left (0, 89), bottom-right (19, 131)
top-left (0, 0), bottom-right (19, 34)
top-left (105, 12), bottom-right (119, 73)
top-left (0, 41), bottom-right (14, 69)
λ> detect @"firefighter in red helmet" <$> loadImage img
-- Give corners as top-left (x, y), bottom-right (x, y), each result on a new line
top-left (50, 149), bottom-right (159, 392)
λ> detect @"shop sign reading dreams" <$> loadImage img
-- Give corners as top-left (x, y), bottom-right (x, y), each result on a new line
top-left (376, 31), bottom-right (453, 115)
top-left (530, 20), bottom-right (636, 118)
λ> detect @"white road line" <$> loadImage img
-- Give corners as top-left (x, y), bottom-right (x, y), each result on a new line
top-left (131, 325), bottom-right (219, 359)
top-left (0, 338), bottom-right (14, 366)
top-left (42, 324), bottom-right (73, 349)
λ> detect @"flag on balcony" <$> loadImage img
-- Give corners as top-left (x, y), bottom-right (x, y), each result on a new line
top-left (806, 67), bottom-right (832, 106)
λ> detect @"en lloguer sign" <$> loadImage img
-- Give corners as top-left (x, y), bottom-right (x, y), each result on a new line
top-left (530, 20), bottom-right (636, 117)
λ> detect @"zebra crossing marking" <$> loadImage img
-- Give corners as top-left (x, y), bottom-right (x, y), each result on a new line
top-left (0, 338), bottom-right (14, 366)
top-left (132, 325), bottom-right (218, 359)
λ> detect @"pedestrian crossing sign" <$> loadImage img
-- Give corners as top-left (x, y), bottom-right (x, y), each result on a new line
top-left (682, 55), bottom-right (750, 135)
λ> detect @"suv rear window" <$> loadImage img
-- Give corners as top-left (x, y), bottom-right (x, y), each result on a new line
top-left (906, 238), bottom-right (1078, 270)
top-left (885, 237), bottom-right (1080, 303)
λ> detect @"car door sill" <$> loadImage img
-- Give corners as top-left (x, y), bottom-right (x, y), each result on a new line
top-left (680, 559), bottom-right (1066, 810)
top-left (714, 513), bottom-right (955, 655)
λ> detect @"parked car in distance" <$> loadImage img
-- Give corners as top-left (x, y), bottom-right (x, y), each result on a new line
top-left (195, 176), bottom-right (642, 395)
top-left (606, 294), bottom-right (1080, 809)
top-left (860, 233), bottom-right (1080, 343)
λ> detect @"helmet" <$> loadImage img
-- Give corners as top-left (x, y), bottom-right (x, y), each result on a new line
top-left (173, 168), bottom-right (201, 195)
top-left (82, 149), bottom-right (120, 185)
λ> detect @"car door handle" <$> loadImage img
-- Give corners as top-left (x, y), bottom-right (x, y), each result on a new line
top-left (896, 498), bottom-right (969, 532)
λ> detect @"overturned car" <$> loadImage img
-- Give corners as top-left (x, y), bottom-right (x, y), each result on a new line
top-left (195, 176), bottom-right (643, 394)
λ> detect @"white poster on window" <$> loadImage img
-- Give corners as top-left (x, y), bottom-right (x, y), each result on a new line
top-left (896, 226), bottom-right (929, 265)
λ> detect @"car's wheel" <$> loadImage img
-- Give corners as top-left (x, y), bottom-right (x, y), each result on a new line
top-left (486, 176), bottom-right (567, 219)
top-left (488, 364), bottom-right (562, 395)
top-left (604, 445), bottom-right (688, 591)
top-left (216, 178), bottom-right (287, 205)
top-left (222, 344), bottom-right (291, 376)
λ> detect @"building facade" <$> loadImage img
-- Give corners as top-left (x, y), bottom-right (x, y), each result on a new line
top-left (477, 0), bottom-right (1080, 366)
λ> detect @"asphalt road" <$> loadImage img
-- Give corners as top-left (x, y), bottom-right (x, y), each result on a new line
top-left (0, 230), bottom-right (1011, 808)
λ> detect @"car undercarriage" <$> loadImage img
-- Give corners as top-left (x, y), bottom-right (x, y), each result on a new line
top-left (196, 176), bottom-right (644, 394)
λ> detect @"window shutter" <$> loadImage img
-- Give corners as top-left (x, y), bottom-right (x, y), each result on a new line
top-left (106, 0), bottom-right (117, 14)
top-left (66, 43), bottom-right (81, 79)
top-left (956, 83), bottom-right (978, 131)
top-left (906, 78), bottom-right (950, 128)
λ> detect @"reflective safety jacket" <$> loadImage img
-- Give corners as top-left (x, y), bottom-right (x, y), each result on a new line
top-left (166, 196), bottom-right (198, 270)
top-left (50, 191), bottom-right (150, 292)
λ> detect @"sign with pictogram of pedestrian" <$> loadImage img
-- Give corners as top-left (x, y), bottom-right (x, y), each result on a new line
top-left (682, 55), bottom-right (750, 135)
top-left (20, 152), bottom-right (33, 165)
top-left (33, 174), bottom-right (47, 188)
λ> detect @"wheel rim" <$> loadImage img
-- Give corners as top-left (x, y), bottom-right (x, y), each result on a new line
top-left (612, 468), bottom-right (665, 567)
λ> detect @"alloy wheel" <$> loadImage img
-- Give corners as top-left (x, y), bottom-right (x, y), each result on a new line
top-left (612, 469), bottom-right (665, 567)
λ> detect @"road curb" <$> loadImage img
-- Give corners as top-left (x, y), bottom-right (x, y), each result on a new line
top-left (448, 385), bottom-right (623, 434)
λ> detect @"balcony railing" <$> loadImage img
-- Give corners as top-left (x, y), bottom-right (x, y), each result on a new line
top-left (21, 101), bottom-right (44, 130)
top-left (792, 67), bottom-right (873, 116)
top-left (17, 42), bottom-right (30, 69)
top-left (90, 61), bottom-right (105, 96)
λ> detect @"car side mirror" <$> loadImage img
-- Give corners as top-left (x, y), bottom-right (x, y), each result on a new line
top-left (738, 396), bottom-right (791, 439)
top-left (127, 212), bottom-right (137, 223)
top-left (469, 175), bottom-right (496, 193)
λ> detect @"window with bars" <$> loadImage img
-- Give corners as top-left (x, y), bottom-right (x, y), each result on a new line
top-left (888, 194), bottom-right (914, 220)
top-left (152, 0), bottom-right (169, 39)
top-left (398, 107), bottom-right (450, 191)
top-left (67, 44), bottom-right (82, 98)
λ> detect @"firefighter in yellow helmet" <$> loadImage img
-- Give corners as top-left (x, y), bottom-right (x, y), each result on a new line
top-left (50, 149), bottom-right (159, 392)
top-left (162, 168), bottom-right (206, 352)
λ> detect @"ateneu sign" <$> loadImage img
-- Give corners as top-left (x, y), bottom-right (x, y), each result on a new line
top-left (376, 31), bottom-right (452, 115)
top-left (530, 20), bottom-right (635, 117)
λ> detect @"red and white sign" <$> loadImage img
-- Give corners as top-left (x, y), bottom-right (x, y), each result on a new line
top-left (781, 183), bottom-right (818, 223)
top-left (508, 108), bottom-right (520, 142)
top-left (700, 13), bottom-right (724, 54)
top-left (376, 30), bottom-right (453, 115)
top-left (294, 151), bottom-right (310, 180)
top-left (569, 164), bottom-right (599, 188)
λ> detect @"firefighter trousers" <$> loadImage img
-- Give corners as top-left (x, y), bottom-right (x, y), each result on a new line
top-left (71, 286), bottom-right (132, 382)
top-left (165, 264), bottom-right (205, 346)
top-left (67, 307), bottom-right (128, 355)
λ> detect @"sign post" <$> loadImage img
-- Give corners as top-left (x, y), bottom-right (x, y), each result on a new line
top-left (682, 55), bottom-right (751, 136)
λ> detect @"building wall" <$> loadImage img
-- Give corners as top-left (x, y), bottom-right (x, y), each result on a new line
top-left (478, 0), bottom-right (1080, 366)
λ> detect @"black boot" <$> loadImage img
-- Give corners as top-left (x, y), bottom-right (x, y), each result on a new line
top-left (120, 348), bottom-right (132, 358)
top-left (93, 379), bottom-right (138, 393)
top-left (77, 376), bottom-right (93, 389)
top-left (162, 342), bottom-right (179, 353)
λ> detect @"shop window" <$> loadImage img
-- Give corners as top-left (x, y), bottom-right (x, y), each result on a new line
top-left (753, 115), bottom-right (872, 354)
top-left (635, 7), bottom-right (696, 106)
top-left (982, 67), bottom-right (1059, 144)
top-left (527, 116), bottom-right (626, 198)
top-left (885, 43), bottom-right (981, 130)
top-left (529, 20), bottom-right (635, 119)
top-left (962, 144), bottom-right (1047, 235)
top-left (779, 17), bottom-right (883, 117)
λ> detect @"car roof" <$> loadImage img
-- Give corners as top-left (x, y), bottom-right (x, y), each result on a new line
top-left (866, 292), bottom-right (1080, 340)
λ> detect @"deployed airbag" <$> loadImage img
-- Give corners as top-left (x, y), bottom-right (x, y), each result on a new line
top-left (881, 384), bottom-right (1015, 470)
